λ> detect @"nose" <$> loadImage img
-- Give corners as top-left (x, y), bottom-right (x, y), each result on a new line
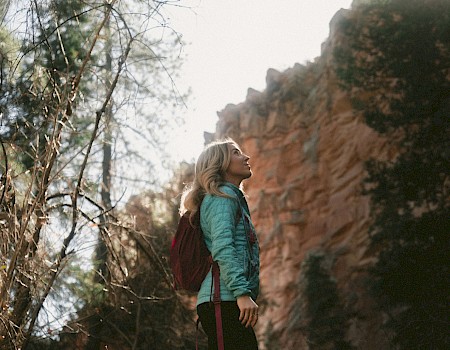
top-left (244, 153), bottom-right (250, 160)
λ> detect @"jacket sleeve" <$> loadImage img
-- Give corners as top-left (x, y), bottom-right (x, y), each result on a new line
top-left (202, 188), bottom-right (251, 298)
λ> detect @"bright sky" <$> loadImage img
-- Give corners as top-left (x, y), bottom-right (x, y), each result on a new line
top-left (166, 0), bottom-right (353, 163)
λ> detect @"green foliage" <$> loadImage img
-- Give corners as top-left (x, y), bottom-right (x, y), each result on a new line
top-left (35, 0), bottom-right (92, 85)
top-left (0, 26), bottom-right (20, 72)
top-left (334, 0), bottom-right (450, 348)
top-left (0, 1), bottom-right (187, 347)
top-left (299, 251), bottom-right (353, 350)
top-left (56, 264), bottom-right (107, 309)
top-left (0, 0), bottom-right (94, 170)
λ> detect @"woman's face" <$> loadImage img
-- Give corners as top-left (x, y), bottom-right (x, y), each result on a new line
top-left (224, 143), bottom-right (252, 186)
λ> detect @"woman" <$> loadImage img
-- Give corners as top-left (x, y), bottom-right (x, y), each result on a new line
top-left (180, 138), bottom-right (260, 349)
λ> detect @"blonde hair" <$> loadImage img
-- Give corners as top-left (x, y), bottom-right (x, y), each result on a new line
top-left (179, 138), bottom-right (239, 219)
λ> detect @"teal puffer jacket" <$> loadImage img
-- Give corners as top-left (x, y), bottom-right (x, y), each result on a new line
top-left (197, 183), bottom-right (260, 306)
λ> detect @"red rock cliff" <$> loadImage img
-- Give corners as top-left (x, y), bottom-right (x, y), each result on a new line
top-left (208, 8), bottom-right (396, 350)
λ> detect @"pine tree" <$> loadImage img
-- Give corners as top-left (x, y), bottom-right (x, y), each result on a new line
top-left (0, 1), bottom-right (187, 347)
top-left (334, 0), bottom-right (450, 348)
top-left (300, 252), bottom-right (353, 349)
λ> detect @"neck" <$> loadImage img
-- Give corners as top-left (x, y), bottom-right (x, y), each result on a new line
top-left (224, 176), bottom-right (241, 188)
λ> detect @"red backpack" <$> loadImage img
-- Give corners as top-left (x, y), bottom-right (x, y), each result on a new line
top-left (170, 210), bottom-right (212, 292)
top-left (170, 210), bottom-right (225, 350)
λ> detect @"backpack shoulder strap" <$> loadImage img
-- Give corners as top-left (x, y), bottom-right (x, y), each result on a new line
top-left (212, 262), bottom-right (224, 350)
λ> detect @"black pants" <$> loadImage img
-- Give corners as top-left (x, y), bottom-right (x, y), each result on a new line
top-left (197, 301), bottom-right (258, 350)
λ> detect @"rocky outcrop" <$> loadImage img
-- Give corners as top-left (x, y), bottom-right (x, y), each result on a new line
top-left (211, 8), bottom-right (396, 350)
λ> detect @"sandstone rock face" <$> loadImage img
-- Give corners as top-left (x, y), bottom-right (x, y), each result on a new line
top-left (212, 9), bottom-right (395, 350)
